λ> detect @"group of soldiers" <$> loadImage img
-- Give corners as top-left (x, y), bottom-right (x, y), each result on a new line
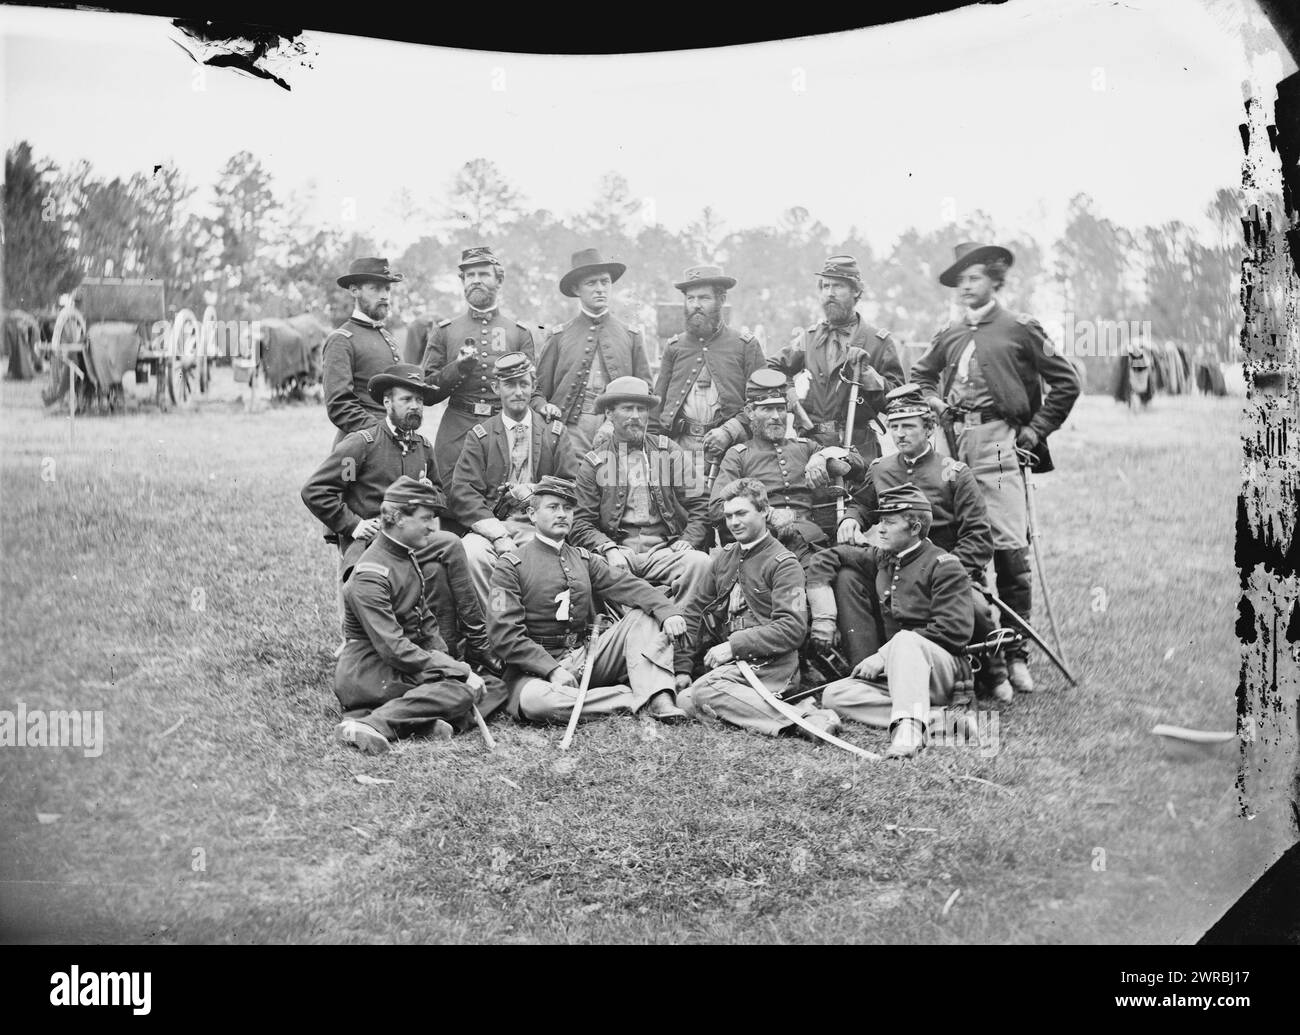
top-left (300, 240), bottom-right (1080, 760)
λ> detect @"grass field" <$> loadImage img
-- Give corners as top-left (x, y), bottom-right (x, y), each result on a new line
top-left (0, 373), bottom-right (1286, 943)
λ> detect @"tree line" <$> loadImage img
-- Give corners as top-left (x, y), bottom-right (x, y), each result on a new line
top-left (4, 143), bottom-right (1243, 361)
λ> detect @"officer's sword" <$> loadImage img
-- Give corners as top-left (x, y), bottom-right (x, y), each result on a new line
top-left (1018, 456), bottom-right (1071, 676)
top-left (560, 614), bottom-right (604, 751)
top-left (736, 660), bottom-right (882, 761)
top-left (471, 705), bottom-right (496, 751)
top-left (981, 586), bottom-right (1078, 688)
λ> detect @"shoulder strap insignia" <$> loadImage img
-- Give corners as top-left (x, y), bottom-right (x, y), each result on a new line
top-left (358, 427), bottom-right (376, 443)
top-left (515, 320), bottom-right (530, 331)
top-left (739, 330), bottom-right (754, 343)
top-left (666, 334), bottom-right (680, 346)
top-left (657, 435), bottom-right (669, 449)
top-left (1016, 312), bottom-right (1035, 325)
top-left (868, 456), bottom-right (881, 467)
top-left (501, 552), bottom-right (523, 567)
top-left (585, 450), bottom-right (606, 466)
top-left (876, 328), bottom-right (890, 340)
top-left (471, 424), bottom-right (487, 439)
top-left (722, 542), bottom-right (739, 553)
top-left (353, 562), bottom-right (389, 578)
top-left (936, 553), bottom-right (960, 564)
top-left (574, 546), bottom-right (591, 561)
top-left (550, 420), bottom-right (564, 435)
top-left (549, 323), bottom-right (565, 335)
top-left (437, 318), bottom-right (453, 328)
top-left (732, 443), bottom-right (748, 453)
top-left (328, 327), bottom-right (352, 339)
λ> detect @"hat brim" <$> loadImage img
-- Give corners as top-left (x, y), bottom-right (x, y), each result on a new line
top-left (560, 263), bottom-right (626, 298)
top-left (338, 273), bottom-right (405, 288)
top-left (367, 374), bottom-right (440, 405)
top-left (674, 276), bottom-right (736, 292)
top-left (938, 246), bottom-right (1014, 287)
top-left (884, 407), bottom-right (932, 422)
top-left (529, 487), bottom-right (578, 506)
top-left (595, 390), bottom-right (661, 414)
top-left (747, 394), bottom-right (787, 407)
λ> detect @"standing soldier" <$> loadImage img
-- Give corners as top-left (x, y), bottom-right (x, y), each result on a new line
top-left (420, 246), bottom-right (557, 527)
top-left (451, 353), bottom-right (578, 607)
top-left (334, 478), bottom-right (497, 756)
top-left (487, 476), bottom-right (689, 725)
top-left (676, 478), bottom-right (842, 740)
top-left (570, 376), bottom-right (712, 604)
top-left (653, 265), bottom-right (766, 485)
top-left (912, 242), bottom-right (1080, 693)
top-left (706, 254), bottom-right (905, 464)
top-left (709, 369), bottom-right (865, 553)
top-left (536, 248), bottom-right (652, 453)
top-left (322, 257), bottom-right (407, 440)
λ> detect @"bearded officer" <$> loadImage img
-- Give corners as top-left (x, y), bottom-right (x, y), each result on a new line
top-left (451, 352), bottom-right (577, 607)
top-left (814, 383), bottom-right (1010, 701)
top-left (487, 476), bottom-right (689, 725)
top-left (334, 477), bottom-right (500, 756)
top-left (912, 242), bottom-right (1080, 693)
top-left (676, 478), bottom-right (842, 739)
top-left (570, 376), bottom-right (711, 604)
top-left (652, 264), bottom-right (765, 482)
top-left (323, 257), bottom-right (407, 439)
top-left (535, 248), bottom-right (652, 453)
top-left (705, 255), bottom-right (905, 463)
top-left (710, 369), bottom-right (865, 554)
top-left (420, 246), bottom-right (556, 526)
top-left (812, 484), bottom-right (975, 759)
top-left (301, 363), bottom-right (497, 669)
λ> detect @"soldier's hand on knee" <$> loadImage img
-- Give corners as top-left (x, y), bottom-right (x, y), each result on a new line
top-left (851, 654), bottom-right (885, 680)
top-left (667, 539), bottom-right (691, 553)
top-left (493, 535), bottom-right (517, 555)
top-left (703, 642), bottom-right (734, 669)
top-left (603, 545), bottom-right (631, 571)
top-left (837, 517), bottom-right (861, 544)
top-left (810, 619), bottom-right (838, 649)
top-left (549, 666), bottom-right (578, 688)
top-left (674, 674), bottom-right (692, 692)
top-left (352, 518), bottom-right (380, 541)
top-left (805, 453), bottom-right (829, 488)
top-left (661, 614), bottom-right (687, 639)
top-left (466, 672), bottom-right (485, 695)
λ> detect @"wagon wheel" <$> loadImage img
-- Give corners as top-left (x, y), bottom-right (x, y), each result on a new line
top-left (167, 308), bottom-right (203, 409)
top-left (199, 305), bottom-right (218, 393)
top-left (42, 306), bottom-right (86, 408)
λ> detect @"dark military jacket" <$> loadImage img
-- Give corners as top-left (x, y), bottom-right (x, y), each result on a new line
top-left (675, 532), bottom-right (807, 675)
top-left (322, 316), bottom-right (405, 437)
top-left (301, 419), bottom-right (442, 531)
top-left (420, 307), bottom-right (546, 417)
top-left (709, 436), bottom-right (866, 527)
top-left (911, 301), bottom-right (1080, 472)
top-left (808, 537), bottom-right (973, 656)
top-left (535, 311), bottom-right (652, 426)
top-left (336, 533), bottom-right (472, 703)
top-left (449, 412), bottom-right (577, 537)
top-left (487, 535), bottom-right (679, 678)
top-left (846, 445), bottom-right (992, 580)
top-left (651, 323), bottom-right (766, 437)
top-left (765, 313), bottom-right (905, 456)
top-left (570, 436), bottom-right (711, 551)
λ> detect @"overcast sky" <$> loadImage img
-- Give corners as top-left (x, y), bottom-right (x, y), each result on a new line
top-left (1, 0), bottom-right (1290, 258)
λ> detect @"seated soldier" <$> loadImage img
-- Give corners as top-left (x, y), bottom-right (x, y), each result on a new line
top-left (451, 352), bottom-right (577, 608)
top-left (570, 376), bottom-right (711, 605)
top-left (676, 478), bottom-right (842, 739)
top-left (487, 476), bottom-right (690, 725)
top-left (710, 368), bottom-right (865, 557)
top-left (809, 484), bottom-right (975, 759)
top-left (815, 383), bottom-right (1012, 701)
top-left (334, 478), bottom-right (499, 756)
top-left (300, 362), bottom-right (497, 669)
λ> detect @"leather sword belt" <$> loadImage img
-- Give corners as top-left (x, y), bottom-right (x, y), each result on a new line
top-left (533, 631), bottom-right (587, 650)
top-left (813, 420), bottom-right (844, 436)
top-left (449, 397), bottom-right (499, 417)
top-left (953, 407), bottom-right (1003, 426)
top-left (674, 417), bottom-right (716, 438)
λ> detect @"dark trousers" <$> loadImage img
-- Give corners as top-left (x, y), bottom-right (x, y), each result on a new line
top-left (993, 547), bottom-right (1032, 662)
top-left (345, 679), bottom-right (476, 740)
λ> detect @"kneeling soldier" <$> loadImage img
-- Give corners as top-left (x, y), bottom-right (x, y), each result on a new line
top-left (810, 484), bottom-right (974, 759)
top-left (710, 368), bottom-right (864, 554)
top-left (334, 478), bottom-right (496, 755)
top-left (451, 352), bottom-right (577, 608)
top-left (487, 476), bottom-right (690, 725)
top-left (677, 478), bottom-right (843, 739)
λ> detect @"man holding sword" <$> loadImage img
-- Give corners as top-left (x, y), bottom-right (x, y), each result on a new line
top-left (486, 476), bottom-right (690, 726)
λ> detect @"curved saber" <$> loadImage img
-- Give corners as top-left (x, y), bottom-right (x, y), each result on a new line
top-left (471, 705), bottom-right (496, 751)
top-left (1021, 469), bottom-right (1071, 672)
top-left (736, 660), bottom-right (882, 761)
top-left (559, 615), bottom-right (603, 751)
top-left (983, 590), bottom-right (1078, 688)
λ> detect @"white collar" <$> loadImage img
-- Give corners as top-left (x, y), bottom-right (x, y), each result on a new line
top-left (965, 298), bottom-right (997, 323)
top-left (351, 308), bottom-right (382, 327)
top-left (502, 409), bottom-right (533, 433)
top-left (901, 443), bottom-right (933, 464)
top-left (534, 532), bottom-right (565, 552)
top-left (580, 305), bottom-right (609, 320)
top-left (896, 540), bottom-right (923, 560)
top-left (739, 531), bottom-right (771, 553)
top-left (468, 303), bottom-right (499, 317)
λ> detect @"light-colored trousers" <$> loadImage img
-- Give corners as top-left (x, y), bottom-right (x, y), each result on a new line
top-left (821, 630), bottom-right (960, 729)
top-left (936, 417), bottom-right (1027, 550)
top-left (511, 610), bottom-right (676, 723)
top-left (463, 518), bottom-right (535, 608)
top-left (616, 532), bottom-right (711, 607)
top-left (678, 653), bottom-right (808, 736)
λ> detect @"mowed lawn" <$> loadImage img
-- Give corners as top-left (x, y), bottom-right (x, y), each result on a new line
top-left (0, 374), bottom-right (1281, 944)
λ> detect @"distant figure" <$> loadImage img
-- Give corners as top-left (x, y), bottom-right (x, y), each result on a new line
top-left (1194, 346), bottom-right (1228, 396)
top-left (1111, 342), bottom-right (1160, 409)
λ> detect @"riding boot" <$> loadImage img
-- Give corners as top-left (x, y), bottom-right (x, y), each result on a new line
top-left (994, 547), bottom-right (1033, 663)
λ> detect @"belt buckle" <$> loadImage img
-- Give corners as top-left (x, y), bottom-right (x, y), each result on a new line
top-left (473, 402), bottom-right (493, 416)
top-left (563, 631), bottom-right (578, 649)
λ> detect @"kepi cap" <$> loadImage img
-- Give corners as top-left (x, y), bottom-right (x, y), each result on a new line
top-left (491, 352), bottom-right (534, 381)
top-left (746, 368), bottom-right (790, 406)
top-left (866, 482), bottom-right (932, 518)
top-left (884, 383), bottom-right (932, 422)
top-left (530, 475), bottom-right (578, 505)
top-left (383, 475), bottom-right (445, 512)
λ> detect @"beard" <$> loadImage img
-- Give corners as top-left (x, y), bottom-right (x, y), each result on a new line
top-left (618, 423), bottom-right (646, 446)
top-left (465, 282), bottom-right (497, 308)
top-left (394, 409), bottom-right (424, 432)
top-left (360, 298), bottom-right (390, 321)
top-left (686, 310), bottom-right (720, 339)
top-left (822, 298), bottom-right (855, 326)
top-left (757, 417), bottom-right (786, 443)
